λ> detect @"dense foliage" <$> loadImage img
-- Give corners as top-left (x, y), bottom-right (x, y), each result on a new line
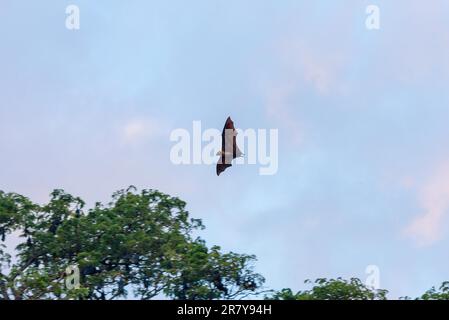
top-left (267, 278), bottom-right (388, 300)
top-left (0, 187), bottom-right (264, 300)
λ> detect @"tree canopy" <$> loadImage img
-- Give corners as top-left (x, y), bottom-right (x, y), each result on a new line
top-left (418, 281), bottom-right (449, 300)
top-left (0, 187), bottom-right (264, 300)
top-left (266, 278), bottom-right (388, 300)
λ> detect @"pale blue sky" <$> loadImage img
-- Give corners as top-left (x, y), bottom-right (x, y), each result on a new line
top-left (1, 1), bottom-right (449, 298)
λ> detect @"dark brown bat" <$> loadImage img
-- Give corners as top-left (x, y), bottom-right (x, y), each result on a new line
top-left (216, 116), bottom-right (243, 176)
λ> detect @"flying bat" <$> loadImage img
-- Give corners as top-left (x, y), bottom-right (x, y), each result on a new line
top-left (216, 116), bottom-right (243, 176)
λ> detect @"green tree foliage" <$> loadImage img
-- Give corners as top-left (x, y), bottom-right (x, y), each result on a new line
top-left (0, 187), bottom-right (264, 300)
top-left (419, 281), bottom-right (449, 300)
top-left (267, 278), bottom-right (388, 300)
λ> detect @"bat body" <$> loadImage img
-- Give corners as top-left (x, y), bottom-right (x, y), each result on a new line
top-left (216, 117), bottom-right (243, 176)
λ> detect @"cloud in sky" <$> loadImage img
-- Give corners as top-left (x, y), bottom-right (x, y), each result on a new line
top-left (120, 117), bottom-right (168, 146)
top-left (255, 3), bottom-right (355, 147)
top-left (262, 39), bottom-right (349, 146)
top-left (404, 162), bottom-right (449, 246)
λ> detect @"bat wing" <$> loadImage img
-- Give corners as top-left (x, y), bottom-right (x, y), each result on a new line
top-left (222, 116), bottom-right (235, 133)
top-left (217, 149), bottom-right (233, 176)
top-left (233, 133), bottom-right (243, 158)
top-left (216, 162), bottom-right (232, 176)
top-left (222, 117), bottom-right (239, 157)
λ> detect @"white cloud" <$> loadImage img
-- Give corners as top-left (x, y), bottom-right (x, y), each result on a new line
top-left (255, 3), bottom-right (354, 146)
top-left (284, 43), bottom-right (345, 96)
top-left (120, 117), bottom-right (168, 145)
top-left (265, 84), bottom-right (303, 146)
top-left (404, 162), bottom-right (449, 246)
